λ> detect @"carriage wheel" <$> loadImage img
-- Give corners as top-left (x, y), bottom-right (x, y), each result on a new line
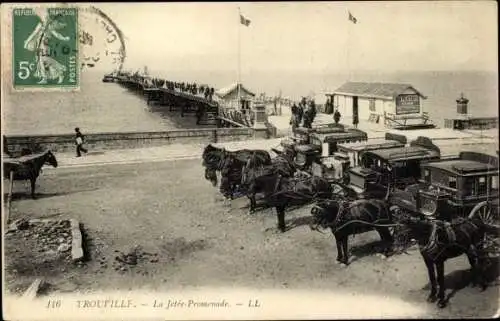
top-left (469, 201), bottom-right (497, 226)
top-left (469, 201), bottom-right (500, 257)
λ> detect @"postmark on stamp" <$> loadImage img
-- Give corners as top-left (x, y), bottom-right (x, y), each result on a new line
top-left (78, 6), bottom-right (126, 73)
top-left (12, 7), bottom-right (79, 89)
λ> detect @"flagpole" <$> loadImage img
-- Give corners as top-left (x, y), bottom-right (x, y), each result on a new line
top-left (237, 6), bottom-right (242, 110)
top-left (347, 11), bottom-right (352, 82)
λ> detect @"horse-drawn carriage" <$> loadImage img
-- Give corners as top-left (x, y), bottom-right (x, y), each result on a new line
top-left (277, 124), bottom-right (368, 180)
top-left (310, 132), bottom-right (406, 182)
top-left (279, 126), bottom-right (318, 157)
top-left (307, 127), bottom-right (367, 179)
top-left (389, 151), bottom-right (499, 224)
top-left (279, 124), bottom-right (352, 154)
top-left (344, 136), bottom-right (441, 199)
top-left (336, 133), bottom-right (408, 168)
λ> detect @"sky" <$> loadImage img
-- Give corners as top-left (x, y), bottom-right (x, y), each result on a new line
top-left (92, 1), bottom-right (497, 74)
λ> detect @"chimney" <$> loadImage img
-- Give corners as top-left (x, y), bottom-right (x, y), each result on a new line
top-left (456, 93), bottom-right (469, 115)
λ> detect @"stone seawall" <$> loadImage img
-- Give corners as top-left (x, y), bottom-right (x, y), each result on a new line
top-left (5, 128), bottom-right (254, 154)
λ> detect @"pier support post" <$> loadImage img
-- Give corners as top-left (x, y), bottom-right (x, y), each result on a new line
top-left (252, 101), bottom-right (269, 139)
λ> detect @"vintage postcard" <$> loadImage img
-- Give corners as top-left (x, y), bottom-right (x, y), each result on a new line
top-left (1, 2), bottom-right (499, 320)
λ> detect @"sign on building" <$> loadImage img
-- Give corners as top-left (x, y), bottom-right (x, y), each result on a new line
top-left (396, 94), bottom-right (420, 114)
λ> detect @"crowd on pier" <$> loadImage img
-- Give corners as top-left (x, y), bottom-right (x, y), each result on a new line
top-left (150, 78), bottom-right (216, 101)
top-left (121, 72), bottom-right (217, 102)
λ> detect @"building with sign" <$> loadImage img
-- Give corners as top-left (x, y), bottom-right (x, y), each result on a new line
top-left (327, 82), bottom-right (432, 129)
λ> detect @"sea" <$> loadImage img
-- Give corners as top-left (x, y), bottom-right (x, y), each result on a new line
top-left (2, 69), bottom-right (498, 135)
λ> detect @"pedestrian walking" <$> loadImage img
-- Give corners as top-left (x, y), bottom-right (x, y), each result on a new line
top-left (75, 127), bottom-right (88, 157)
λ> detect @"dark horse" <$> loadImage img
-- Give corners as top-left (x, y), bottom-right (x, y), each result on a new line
top-left (241, 151), bottom-right (297, 204)
top-left (242, 165), bottom-right (333, 232)
top-left (202, 144), bottom-right (271, 199)
top-left (3, 150), bottom-right (58, 199)
top-left (397, 213), bottom-right (495, 308)
top-left (310, 198), bottom-right (394, 265)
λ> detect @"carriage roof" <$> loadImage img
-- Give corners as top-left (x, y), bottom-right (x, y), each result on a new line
top-left (295, 144), bottom-right (321, 153)
top-left (294, 123), bottom-right (345, 136)
top-left (363, 146), bottom-right (440, 163)
top-left (337, 138), bottom-right (405, 152)
top-left (421, 152), bottom-right (499, 176)
top-left (311, 129), bottom-right (368, 143)
top-left (422, 160), bottom-right (498, 176)
top-left (294, 127), bottom-right (316, 135)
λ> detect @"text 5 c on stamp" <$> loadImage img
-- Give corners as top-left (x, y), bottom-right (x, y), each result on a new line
top-left (12, 7), bottom-right (79, 89)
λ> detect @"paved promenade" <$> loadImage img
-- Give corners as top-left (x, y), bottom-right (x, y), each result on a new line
top-left (52, 138), bottom-right (283, 168)
top-left (48, 112), bottom-right (497, 169)
top-left (270, 113), bottom-right (498, 139)
top-left (52, 136), bottom-right (497, 169)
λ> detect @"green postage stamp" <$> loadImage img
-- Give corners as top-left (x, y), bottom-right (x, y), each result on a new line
top-left (12, 7), bottom-right (79, 89)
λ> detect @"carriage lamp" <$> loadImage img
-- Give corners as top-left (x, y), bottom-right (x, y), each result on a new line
top-left (420, 198), bottom-right (437, 216)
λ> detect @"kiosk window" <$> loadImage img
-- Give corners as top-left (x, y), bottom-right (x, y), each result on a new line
top-left (491, 175), bottom-right (499, 190)
top-left (369, 99), bottom-right (376, 112)
top-left (423, 169), bottom-right (431, 182)
top-left (464, 177), bottom-right (476, 196)
top-left (448, 176), bottom-right (457, 189)
top-left (478, 176), bottom-right (487, 194)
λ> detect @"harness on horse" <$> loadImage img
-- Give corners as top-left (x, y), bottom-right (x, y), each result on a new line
top-left (334, 200), bottom-right (374, 228)
top-left (420, 220), bottom-right (460, 259)
top-left (273, 174), bottom-right (283, 194)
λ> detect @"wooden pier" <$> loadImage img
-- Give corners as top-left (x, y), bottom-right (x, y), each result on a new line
top-left (114, 75), bottom-right (219, 126)
top-left (110, 74), bottom-right (266, 130)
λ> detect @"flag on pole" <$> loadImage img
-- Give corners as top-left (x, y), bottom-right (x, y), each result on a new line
top-left (348, 11), bottom-right (357, 24)
top-left (240, 14), bottom-right (251, 27)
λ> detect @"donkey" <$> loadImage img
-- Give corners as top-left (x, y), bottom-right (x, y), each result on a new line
top-left (3, 150), bottom-right (58, 199)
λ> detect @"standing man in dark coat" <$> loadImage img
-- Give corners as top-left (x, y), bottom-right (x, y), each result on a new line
top-left (297, 101), bottom-right (304, 126)
top-left (353, 114), bottom-right (359, 128)
top-left (290, 103), bottom-right (299, 133)
top-left (309, 99), bottom-right (317, 124)
top-left (75, 127), bottom-right (88, 157)
top-left (302, 104), bottom-right (312, 129)
top-left (334, 108), bottom-right (341, 124)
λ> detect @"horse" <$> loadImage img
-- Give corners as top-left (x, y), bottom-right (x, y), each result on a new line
top-left (271, 147), bottom-right (297, 166)
top-left (242, 165), bottom-right (333, 232)
top-left (3, 150), bottom-right (58, 199)
top-left (218, 152), bottom-right (247, 200)
top-left (241, 152), bottom-right (297, 211)
top-left (310, 198), bottom-right (394, 265)
top-left (395, 213), bottom-right (495, 308)
top-left (219, 151), bottom-right (290, 201)
top-left (202, 144), bottom-right (271, 199)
